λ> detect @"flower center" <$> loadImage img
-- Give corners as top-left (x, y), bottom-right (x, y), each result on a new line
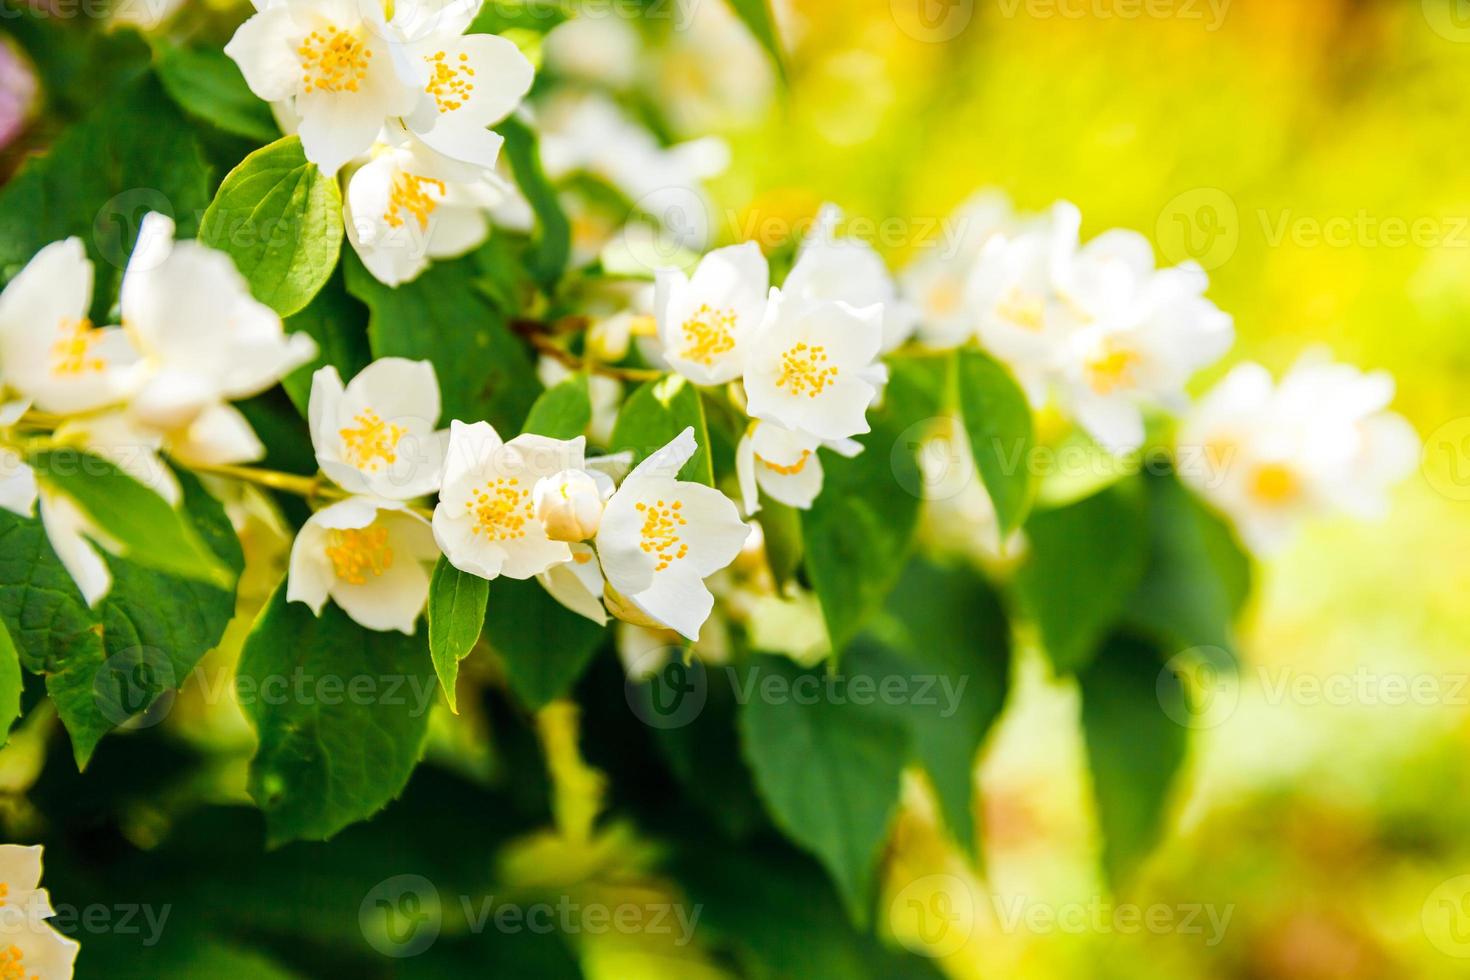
top-left (338, 409), bottom-right (406, 472)
top-left (776, 343), bottom-right (838, 399)
top-left (758, 450), bottom-right (812, 476)
top-left (927, 277), bottom-right (963, 317)
top-left (1248, 462), bottom-right (1300, 506)
top-left (425, 50), bottom-right (475, 113)
top-left (680, 304), bottom-right (737, 366)
top-left (0, 942), bottom-right (33, 980)
top-left (298, 25), bottom-right (371, 94)
top-left (51, 317), bottom-right (105, 376)
top-left (996, 288), bottom-right (1044, 330)
top-left (635, 499), bottom-right (688, 572)
top-left (1085, 345), bottom-right (1139, 395)
top-left (469, 477), bottom-right (531, 541)
top-left (383, 172), bottom-right (445, 232)
top-left (326, 525), bottom-right (394, 585)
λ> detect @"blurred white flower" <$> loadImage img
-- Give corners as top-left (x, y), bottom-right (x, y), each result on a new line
top-left (308, 358), bottom-right (446, 499)
top-left (1177, 354), bottom-right (1419, 555)
top-left (287, 495), bottom-right (438, 632)
top-left (901, 191), bottom-right (1013, 348)
top-left (596, 428), bottom-right (747, 641)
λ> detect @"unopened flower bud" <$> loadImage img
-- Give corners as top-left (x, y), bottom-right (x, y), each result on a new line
top-left (534, 469), bottom-right (604, 542)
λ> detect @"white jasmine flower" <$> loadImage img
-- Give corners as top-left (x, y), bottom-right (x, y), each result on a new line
top-left (432, 421), bottom-right (585, 580)
top-left (654, 242), bottom-right (768, 386)
top-left (783, 204), bottom-right (918, 353)
top-left (398, 13), bottom-right (533, 169)
top-left (734, 420), bottom-right (826, 515)
top-left (0, 238), bottom-right (140, 415)
top-left (308, 359), bottom-right (446, 500)
top-left (534, 468), bottom-right (607, 542)
top-left (344, 138), bottom-right (507, 286)
top-left (121, 213), bottom-right (316, 465)
top-left (901, 191), bottom-right (1012, 348)
top-left (742, 288), bottom-right (887, 443)
top-left (0, 845), bottom-right (77, 979)
top-left (538, 542), bottom-right (607, 625)
top-left (225, 0), bottom-right (420, 175)
top-left (1177, 355), bottom-right (1419, 555)
top-left (595, 427), bottom-right (747, 641)
top-left (965, 200), bottom-right (1082, 403)
top-left (35, 490), bottom-right (114, 607)
top-left (287, 495), bottom-right (438, 633)
top-left (0, 844), bottom-right (53, 920)
top-left (0, 447), bottom-right (36, 519)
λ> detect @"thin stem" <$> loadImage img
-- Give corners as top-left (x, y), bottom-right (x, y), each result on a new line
top-left (188, 461), bottom-right (337, 501)
top-left (521, 330), bottom-right (663, 383)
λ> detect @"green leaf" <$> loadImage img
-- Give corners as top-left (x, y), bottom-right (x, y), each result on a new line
top-left (199, 135), bottom-right (343, 318)
top-left (1125, 471), bottom-right (1252, 656)
top-left (0, 469), bottom-right (242, 766)
top-left (483, 578), bottom-right (605, 710)
top-left (724, 0), bottom-right (788, 83)
top-left (427, 557), bottom-right (488, 713)
top-left (238, 584), bottom-right (435, 845)
top-left (345, 250), bottom-right (542, 433)
top-left (609, 375), bottom-right (713, 486)
top-left (279, 269), bottom-right (372, 415)
top-left (956, 348), bottom-right (1035, 535)
top-left (1078, 632), bottom-right (1189, 885)
top-left (1, 17), bottom-right (151, 125)
top-left (521, 374), bottom-right (591, 439)
top-left (801, 359), bottom-right (942, 652)
top-left (29, 451), bottom-right (234, 589)
top-left (1013, 480), bottom-right (1147, 673)
top-left (468, 0), bottom-right (571, 34)
top-left (155, 42), bottom-right (279, 143)
top-left (755, 498), bottom-right (803, 589)
top-left (497, 116), bottom-right (570, 291)
top-left (0, 73), bottom-right (210, 322)
top-left (738, 654), bottom-right (910, 926)
top-left (856, 557), bottom-right (1011, 859)
top-left (0, 620), bottom-right (22, 747)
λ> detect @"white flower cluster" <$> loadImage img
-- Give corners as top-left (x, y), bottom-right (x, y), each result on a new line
top-left (227, 0), bottom-right (534, 285)
top-left (0, 845), bottom-right (80, 978)
top-left (653, 205), bottom-right (902, 515)
top-left (287, 359), bottom-right (748, 641)
top-left (0, 216), bottom-right (316, 603)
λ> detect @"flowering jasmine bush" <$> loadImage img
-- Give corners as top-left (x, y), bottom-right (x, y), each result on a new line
top-left (0, 0), bottom-right (1421, 975)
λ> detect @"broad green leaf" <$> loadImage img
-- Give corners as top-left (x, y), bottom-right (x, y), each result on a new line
top-left (238, 584), bottom-right (435, 845)
top-left (345, 250), bottom-right (542, 432)
top-left (155, 42), bottom-right (279, 142)
top-left (29, 451), bottom-right (234, 589)
top-left (0, 73), bottom-right (210, 322)
top-left (1013, 479), bottom-right (1147, 673)
top-left (1078, 632), bottom-right (1189, 885)
top-left (0, 17), bottom-right (150, 124)
top-left (522, 374), bottom-right (591, 439)
top-left (0, 469), bottom-right (242, 766)
top-left (801, 359), bottom-right (942, 652)
top-left (609, 375), bottom-right (713, 486)
top-left (724, 0), bottom-right (788, 83)
top-left (956, 348), bottom-right (1035, 534)
top-left (738, 654), bottom-right (910, 925)
top-left (0, 620), bottom-right (22, 746)
top-left (200, 135), bottom-right (343, 318)
top-left (483, 577), bottom-right (605, 710)
top-left (279, 269), bottom-right (372, 415)
top-left (497, 116), bottom-right (570, 291)
top-left (427, 557), bottom-right (489, 713)
top-left (856, 556), bottom-right (1011, 859)
top-left (1126, 471), bottom-right (1252, 657)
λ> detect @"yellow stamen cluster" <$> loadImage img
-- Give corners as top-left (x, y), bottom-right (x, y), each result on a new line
top-left (926, 277), bottom-right (963, 317)
top-left (1085, 345), bottom-right (1139, 395)
top-left (339, 409), bottom-right (406, 472)
top-left (996, 287), bottom-right (1045, 330)
top-left (383, 172), bottom-right (446, 231)
top-left (636, 499), bottom-right (688, 572)
top-left (298, 25), bottom-right (371, 94)
top-left (680, 304), bottom-right (737, 366)
top-left (470, 478), bottom-right (531, 541)
top-left (0, 943), bottom-right (33, 980)
top-left (1248, 462), bottom-right (1300, 506)
top-left (776, 343), bottom-right (838, 398)
top-left (51, 317), bottom-right (105, 376)
top-left (425, 50), bottom-right (474, 113)
top-left (759, 450), bottom-right (812, 476)
top-left (326, 525), bottom-right (394, 585)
